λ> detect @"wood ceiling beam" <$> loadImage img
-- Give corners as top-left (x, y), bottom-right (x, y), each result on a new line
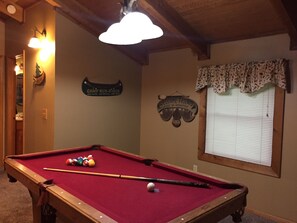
top-left (270, 0), bottom-right (297, 50)
top-left (0, 0), bottom-right (23, 23)
top-left (45, 0), bottom-right (61, 8)
top-left (52, 0), bottom-right (149, 65)
top-left (52, 0), bottom-right (107, 35)
top-left (138, 0), bottom-right (210, 60)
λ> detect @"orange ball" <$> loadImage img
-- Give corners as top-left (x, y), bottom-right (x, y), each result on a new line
top-left (88, 159), bottom-right (95, 167)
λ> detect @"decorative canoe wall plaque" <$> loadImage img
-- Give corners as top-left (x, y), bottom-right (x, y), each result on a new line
top-left (157, 95), bottom-right (198, 128)
top-left (82, 77), bottom-right (123, 96)
top-left (33, 63), bottom-right (46, 86)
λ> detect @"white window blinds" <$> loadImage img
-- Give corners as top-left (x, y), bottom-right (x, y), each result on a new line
top-left (205, 85), bottom-right (275, 166)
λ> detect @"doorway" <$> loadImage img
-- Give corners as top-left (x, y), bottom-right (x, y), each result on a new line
top-left (5, 54), bottom-right (24, 157)
top-left (15, 54), bottom-right (23, 155)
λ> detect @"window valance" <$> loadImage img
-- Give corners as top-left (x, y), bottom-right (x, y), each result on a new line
top-left (195, 59), bottom-right (290, 94)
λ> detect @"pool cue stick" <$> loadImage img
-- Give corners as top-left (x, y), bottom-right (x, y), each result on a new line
top-left (43, 167), bottom-right (210, 188)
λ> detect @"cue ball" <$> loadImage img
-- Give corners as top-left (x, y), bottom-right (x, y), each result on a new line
top-left (147, 182), bottom-right (155, 192)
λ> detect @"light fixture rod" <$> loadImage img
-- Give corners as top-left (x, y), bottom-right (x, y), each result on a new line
top-left (122, 0), bottom-right (137, 16)
top-left (128, 0), bottom-right (137, 10)
top-left (34, 27), bottom-right (46, 37)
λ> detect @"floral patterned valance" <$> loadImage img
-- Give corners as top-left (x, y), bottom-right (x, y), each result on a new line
top-left (195, 59), bottom-right (290, 94)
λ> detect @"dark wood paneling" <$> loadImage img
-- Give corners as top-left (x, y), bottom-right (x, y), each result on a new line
top-left (5, 0), bottom-right (294, 64)
top-left (5, 57), bottom-right (16, 156)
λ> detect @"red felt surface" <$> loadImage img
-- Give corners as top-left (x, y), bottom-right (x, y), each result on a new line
top-left (16, 146), bottom-right (234, 223)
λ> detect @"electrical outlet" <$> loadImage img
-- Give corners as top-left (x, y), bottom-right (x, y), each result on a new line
top-left (42, 108), bottom-right (48, 120)
top-left (193, 164), bottom-right (198, 172)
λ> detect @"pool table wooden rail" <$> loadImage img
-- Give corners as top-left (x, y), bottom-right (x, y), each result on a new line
top-left (4, 145), bottom-right (248, 223)
top-left (5, 158), bottom-right (116, 223)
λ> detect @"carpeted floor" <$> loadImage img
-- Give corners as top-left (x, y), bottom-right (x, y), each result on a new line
top-left (0, 167), bottom-right (277, 223)
top-left (0, 167), bottom-right (33, 223)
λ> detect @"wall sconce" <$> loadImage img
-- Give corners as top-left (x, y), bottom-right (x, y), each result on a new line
top-left (14, 64), bottom-right (23, 75)
top-left (14, 54), bottom-right (23, 75)
top-left (28, 27), bottom-right (47, 49)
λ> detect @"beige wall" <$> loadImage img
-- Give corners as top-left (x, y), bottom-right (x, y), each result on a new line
top-left (4, 2), bottom-right (141, 154)
top-left (4, 2), bottom-right (55, 153)
top-left (141, 49), bottom-right (199, 166)
top-left (141, 34), bottom-right (297, 222)
top-left (54, 13), bottom-right (142, 153)
top-left (23, 2), bottom-right (55, 153)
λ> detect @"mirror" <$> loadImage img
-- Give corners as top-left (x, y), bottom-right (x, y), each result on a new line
top-left (15, 54), bottom-right (23, 120)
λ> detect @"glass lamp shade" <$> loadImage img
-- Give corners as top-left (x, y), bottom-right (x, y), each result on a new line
top-left (99, 23), bottom-right (142, 45)
top-left (28, 37), bottom-right (42, 48)
top-left (99, 11), bottom-right (163, 45)
top-left (121, 12), bottom-right (163, 40)
top-left (14, 65), bottom-right (22, 75)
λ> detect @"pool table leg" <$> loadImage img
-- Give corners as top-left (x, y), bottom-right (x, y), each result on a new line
top-left (41, 204), bottom-right (56, 223)
top-left (30, 191), bottom-right (57, 223)
top-left (231, 207), bottom-right (245, 223)
top-left (6, 174), bottom-right (57, 223)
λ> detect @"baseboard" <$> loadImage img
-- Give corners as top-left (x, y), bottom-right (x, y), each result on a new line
top-left (246, 208), bottom-right (295, 223)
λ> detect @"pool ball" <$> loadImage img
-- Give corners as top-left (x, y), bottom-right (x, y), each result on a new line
top-left (147, 182), bottom-right (155, 192)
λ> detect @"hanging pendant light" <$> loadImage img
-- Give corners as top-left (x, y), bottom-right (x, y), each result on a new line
top-left (99, 22), bottom-right (142, 45)
top-left (99, 0), bottom-right (163, 45)
top-left (121, 12), bottom-right (163, 40)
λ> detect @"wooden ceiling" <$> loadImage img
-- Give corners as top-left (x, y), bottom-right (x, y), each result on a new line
top-left (1, 0), bottom-right (297, 65)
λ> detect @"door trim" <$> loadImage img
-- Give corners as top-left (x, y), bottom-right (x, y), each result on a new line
top-left (5, 57), bottom-right (16, 156)
top-left (0, 56), bottom-right (4, 166)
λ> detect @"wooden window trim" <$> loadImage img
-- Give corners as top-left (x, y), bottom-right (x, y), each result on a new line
top-left (198, 87), bottom-right (285, 177)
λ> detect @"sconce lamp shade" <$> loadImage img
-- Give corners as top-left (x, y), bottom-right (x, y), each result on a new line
top-left (28, 27), bottom-right (47, 49)
top-left (14, 65), bottom-right (21, 74)
top-left (28, 36), bottom-right (42, 48)
top-left (99, 12), bottom-right (163, 45)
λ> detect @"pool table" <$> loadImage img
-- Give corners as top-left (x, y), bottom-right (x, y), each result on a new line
top-left (4, 145), bottom-right (248, 223)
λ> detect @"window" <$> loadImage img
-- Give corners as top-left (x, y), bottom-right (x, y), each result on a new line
top-left (198, 86), bottom-right (285, 177)
top-left (195, 59), bottom-right (289, 177)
